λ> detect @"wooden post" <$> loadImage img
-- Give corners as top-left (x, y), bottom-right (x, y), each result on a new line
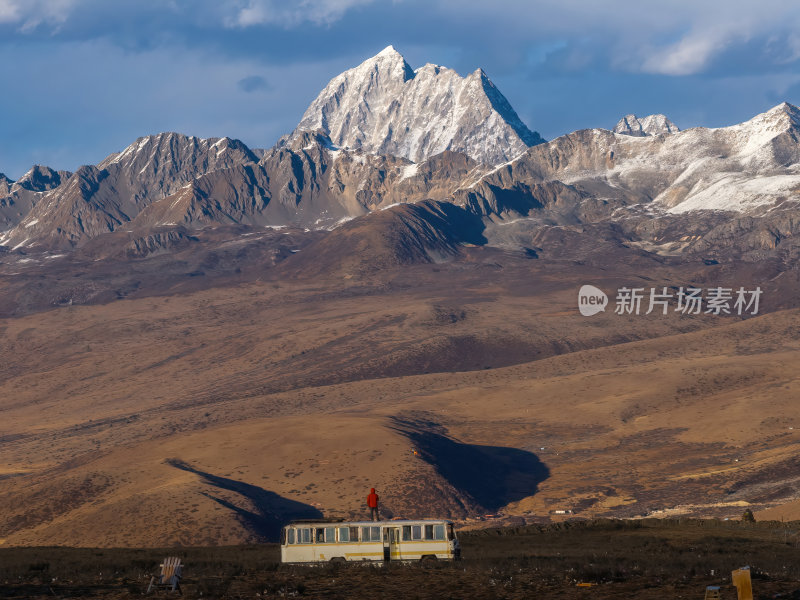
top-left (731, 566), bottom-right (753, 600)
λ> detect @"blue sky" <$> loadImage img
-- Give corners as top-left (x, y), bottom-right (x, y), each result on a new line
top-left (1, 0), bottom-right (799, 179)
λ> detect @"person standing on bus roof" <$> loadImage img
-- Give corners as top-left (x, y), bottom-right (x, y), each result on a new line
top-left (367, 488), bottom-right (379, 521)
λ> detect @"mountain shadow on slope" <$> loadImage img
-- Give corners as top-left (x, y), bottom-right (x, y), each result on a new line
top-left (166, 459), bottom-right (322, 542)
top-left (280, 199), bottom-right (487, 278)
top-left (389, 417), bottom-right (549, 513)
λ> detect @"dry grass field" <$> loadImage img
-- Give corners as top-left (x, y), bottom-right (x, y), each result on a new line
top-left (1, 245), bottom-right (799, 547)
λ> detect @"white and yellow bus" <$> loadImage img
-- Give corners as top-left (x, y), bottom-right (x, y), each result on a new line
top-left (280, 519), bottom-right (460, 564)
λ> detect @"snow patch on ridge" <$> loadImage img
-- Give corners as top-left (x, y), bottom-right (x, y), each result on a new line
top-left (399, 163), bottom-right (418, 181)
top-left (667, 173), bottom-right (800, 213)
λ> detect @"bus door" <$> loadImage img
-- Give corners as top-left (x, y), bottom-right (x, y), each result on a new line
top-left (384, 527), bottom-right (401, 561)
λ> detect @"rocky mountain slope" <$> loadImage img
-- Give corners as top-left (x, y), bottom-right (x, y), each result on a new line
top-left (0, 165), bottom-right (71, 231)
top-left (131, 131), bottom-right (486, 231)
top-left (0, 133), bottom-right (256, 249)
top-left (286, 46), bottom-right (543, 165)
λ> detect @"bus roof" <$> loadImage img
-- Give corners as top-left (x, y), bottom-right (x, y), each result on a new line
top-left (286, 519), bottom-right (453, 527)
top-left (288, 518), bottom-right (345, 524)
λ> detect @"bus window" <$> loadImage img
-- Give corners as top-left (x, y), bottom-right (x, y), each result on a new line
top-left (424, 525), bottom-right (434, 540)
top-left (338, 527), bottom-right (349, 542)
top-left (402, 525), bottom-right (411, 541)
top-left (434, 524), bottom-right (445, 540)
top-left (299, 528), bottom-right (311, 544)
top-left (281, 528), bottom-right (286, 544)
top-left (325, 527), bottom-right (336, 542)
top-left (315, 528), bottom-right (325, 543)
top-left (447, 524), bottom-right (455, 540)
top-left (349, 526), bottom-right (359, 542)
top-left (412, 525), bottom-right (422, 540)
top-left (288, 528), bottom-right (296, 544)
top-left (360, 526), bottom-right (382, 542)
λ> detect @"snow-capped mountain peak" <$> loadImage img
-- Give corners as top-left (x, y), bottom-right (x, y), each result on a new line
top-left (613, 114), bottom-right (680, 136)
top-left (376, 44), bottom-right (401, 58)
top-left (737, 101), bottom-right (800, 133)
top-left (778, 101), bottom-right (800, 124)
top-left (288, 46), bottom-right (544, 165)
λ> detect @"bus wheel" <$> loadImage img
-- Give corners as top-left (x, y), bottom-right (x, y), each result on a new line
top-left (330, 557), bottom-right (346, 565)
top-left (420, 555), bottom-right (437, 564)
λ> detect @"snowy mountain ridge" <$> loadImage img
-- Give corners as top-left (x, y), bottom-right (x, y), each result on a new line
top-left (498, 101), bottom-right (800, 215)
top-left (1, 39), bottom-right (799, 255)
top-left (287, 45), bottom-right (544, 166)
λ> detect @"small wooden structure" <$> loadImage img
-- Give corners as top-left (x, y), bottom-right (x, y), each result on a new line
top-left (704, 585), bottom-right (721, 600)
top-left (146, 556), bottom-right (183, 595)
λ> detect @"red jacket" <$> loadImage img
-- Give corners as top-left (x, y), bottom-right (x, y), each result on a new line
top-left (367, 488), bottom-right (379, 508)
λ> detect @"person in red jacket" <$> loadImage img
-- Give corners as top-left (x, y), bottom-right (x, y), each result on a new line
top-left (367, 488), bottom-right (379, 521)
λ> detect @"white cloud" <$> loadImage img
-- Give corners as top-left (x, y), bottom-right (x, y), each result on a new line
top-left (627, 2), bottom-right (800, 76)
top-left (0, 1), bottom-right (21, 23)
top-left (436, 0), bottom-right (800, 76)
top-left (0, 0), bottom-right (75, 30)
top-left (2, 0), bottom-right (799, 78)
top-left (229, 0), bottom-right (374, 28)
top-left (641, 29), bottom-right (735, 76)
